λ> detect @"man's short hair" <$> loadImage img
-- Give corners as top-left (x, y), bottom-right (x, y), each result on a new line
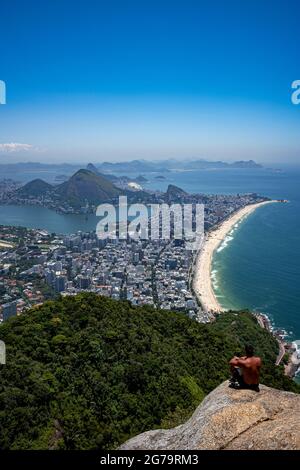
top-left (245, 344), bottom-right (254, 357)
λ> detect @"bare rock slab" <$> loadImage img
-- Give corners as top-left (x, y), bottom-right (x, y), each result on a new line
top-left (120, 381), bottom-right (300, 450)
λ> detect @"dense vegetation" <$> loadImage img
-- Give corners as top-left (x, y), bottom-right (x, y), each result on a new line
top-left (0, 293), bottom-right (298, 450)
top-left (56, 169), bottom-right (121, 207)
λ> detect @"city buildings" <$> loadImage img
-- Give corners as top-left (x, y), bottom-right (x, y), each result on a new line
top-left (0, 192), bottom-right (266, 323)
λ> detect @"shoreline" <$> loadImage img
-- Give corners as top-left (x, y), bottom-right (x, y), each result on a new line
top-left (255, 312), bottom-right (300, 378)
top-left (193, 200), bottom-right (278, 314)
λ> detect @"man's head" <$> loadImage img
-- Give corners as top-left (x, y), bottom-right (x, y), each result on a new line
top-left (245, 344), bottom-right (254, 357)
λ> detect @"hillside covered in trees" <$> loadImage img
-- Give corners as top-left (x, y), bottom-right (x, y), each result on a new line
top-left (0, 293), bottom-right (298, 450)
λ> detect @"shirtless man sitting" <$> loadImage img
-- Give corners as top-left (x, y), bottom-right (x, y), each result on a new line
top-left (229, 344), bottom-right (261, 392)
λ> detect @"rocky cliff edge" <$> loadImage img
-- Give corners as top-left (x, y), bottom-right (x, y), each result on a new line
top-left (120, 381), bottom-right (300, 450)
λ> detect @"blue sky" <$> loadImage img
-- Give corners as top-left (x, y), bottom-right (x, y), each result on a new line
top-left (0, 0), bottom-right (299, 163)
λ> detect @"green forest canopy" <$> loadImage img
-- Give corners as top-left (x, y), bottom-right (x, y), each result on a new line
top-left (0, 293), bottom-right (298, 450)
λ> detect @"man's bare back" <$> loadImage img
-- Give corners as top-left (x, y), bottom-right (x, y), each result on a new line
top-left (229, 344), bottom-right (261, 391)
top-left (229, 355), bottom-right (261, 385)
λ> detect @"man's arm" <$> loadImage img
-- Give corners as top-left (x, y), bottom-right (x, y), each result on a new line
top-left (229, 356), bottom-right (239, 366)
top-left (229, 356), bottom-right (239, 372)
top-left (234, 357), bottom-right (248, 366)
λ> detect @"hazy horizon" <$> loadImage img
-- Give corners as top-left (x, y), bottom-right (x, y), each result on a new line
top-left (0, 156), bottom-right (299, 169)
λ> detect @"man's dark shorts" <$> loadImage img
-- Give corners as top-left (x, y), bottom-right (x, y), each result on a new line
top-left (229, 368), bottom-right (260, 392)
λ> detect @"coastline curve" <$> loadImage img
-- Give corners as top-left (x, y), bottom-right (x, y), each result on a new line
top-left (193, 200), bottom-right (277, 314)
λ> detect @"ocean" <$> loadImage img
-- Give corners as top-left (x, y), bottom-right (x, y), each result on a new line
top-left (0, 166), bottom-right (299, 342)
top-left (151, 167), bottom-right (300, 342)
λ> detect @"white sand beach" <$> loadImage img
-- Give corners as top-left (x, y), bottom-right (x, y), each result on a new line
top-left (193, 200), bottom-right (277, 313)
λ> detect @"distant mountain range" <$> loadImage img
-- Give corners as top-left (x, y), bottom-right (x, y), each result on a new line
top-left (94, 159), bottom-right (262, 173)
top-left (15, 168), bottom-right (188, 210)
top-left (0, 158), bottom-right (263, 183)
top-left (96, 160), bottom-right (171, 174)
top-left (6, 160), bottom-right (261, 210)
top-left (179, 159), bottom-right (262, 170)
top-left (86, 163), bottom-right (148, 184)
top-left (16, 167), bottom-right (156, 210)
top-left (3, 159), bottom-right (264, 210)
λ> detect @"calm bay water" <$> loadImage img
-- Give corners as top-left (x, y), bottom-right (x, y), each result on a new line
top-left (0, 204), bottom-right (99, 234)
top-left (0, 167), bottom-right (299, 340)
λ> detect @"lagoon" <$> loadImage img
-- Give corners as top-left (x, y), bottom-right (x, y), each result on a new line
top-left (0, 204), bottom-right (98, 234)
